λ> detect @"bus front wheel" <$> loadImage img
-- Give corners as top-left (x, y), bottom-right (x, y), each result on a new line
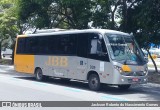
top-left (88, 74), bottom-right (101, 91)
top-left (118, 84), bottom-right (131, 90)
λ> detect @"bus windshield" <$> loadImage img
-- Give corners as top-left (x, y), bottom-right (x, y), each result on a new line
top-left (105, 34), bottom-right (145, 65)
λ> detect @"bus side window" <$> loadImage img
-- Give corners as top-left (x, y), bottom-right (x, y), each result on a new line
top-left (88, 33), bottom-right (109, 62)
top-left (38, 36), bottom-right (47, 54)
top-left (90, 39), bottom-right (98, 54)
top-left (25, 37), bottom-right (39, 54)
top-left (59, 34), bottom-right (77, 55)
top-left (16, 38), bottom-right (26, 54)
top-left (77, 34), bottom-right (88, 58)
top-left (67, 35), bottom-right (77, 55)
top-left (90, 38), bottom-right (104, 54)
top-left (101, 38), bottom-right (107, 53)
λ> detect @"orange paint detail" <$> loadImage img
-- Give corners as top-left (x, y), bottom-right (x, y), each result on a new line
top-left (17, 35), bottom-right (27, 38)
top-left (122, 65), bottom-right (131, 72)
top-left (14, 55), bottom-right (35, 74)
top-left (14, 35), bottom-right (34, 74)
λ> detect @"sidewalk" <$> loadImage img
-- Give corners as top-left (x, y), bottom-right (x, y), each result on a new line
top-left (147, 58), bottom-right (160, 69)
top-left (148, 67), bottom-right (160, 73)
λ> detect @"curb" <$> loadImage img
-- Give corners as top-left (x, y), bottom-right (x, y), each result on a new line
top-left (0, 65), bottom-right (14, 68)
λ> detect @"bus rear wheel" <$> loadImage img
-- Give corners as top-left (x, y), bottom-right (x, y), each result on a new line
top-left (118, 84), bottom-right (131, 90)
top-left (88, 74), bottom-right (101, 91)
top-left (35, 68), bottom-right (48, 81)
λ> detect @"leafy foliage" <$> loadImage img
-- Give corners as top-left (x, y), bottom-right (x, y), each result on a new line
top-left (133, 0), bottom-right (160, 47)
top-left (0, 0), bottom-right (18, 59)
top-left (16, 0), bottom-right (93, 29)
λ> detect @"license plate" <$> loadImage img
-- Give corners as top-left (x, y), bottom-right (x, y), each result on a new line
top-left (132, 78), bottom-right (139, 82)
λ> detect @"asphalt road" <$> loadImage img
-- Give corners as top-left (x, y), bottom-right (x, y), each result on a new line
top-left (0, 65), bottom-right (160, 110)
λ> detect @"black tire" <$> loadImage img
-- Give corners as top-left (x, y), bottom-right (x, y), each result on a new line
top-left (118, 84), bottom-right (131, 90)
top-left (88, 74), bottom-right (101, 91)
top-left (35, 68), bottom-right (48, 81)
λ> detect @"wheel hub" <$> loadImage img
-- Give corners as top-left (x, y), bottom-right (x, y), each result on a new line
top-left (37, 71), bottom-right (42, 79)
top-left (91, 78), bottom-right (98, 87)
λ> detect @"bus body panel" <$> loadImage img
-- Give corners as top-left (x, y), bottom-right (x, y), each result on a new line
top-left (33, 55), bottom-right (148, 84)
top-left (14, 55), bottom-right (35, 74)
top-left (87, 58), bottom-right (114, 84)
top-left (34, 55), bottom-right (68, 78)
top-left (34, 55), bottom-right (114, 83)
top-left (72, 57), bottom-right (88, 80)
top-left (34, 55), bottom-right (88, 80)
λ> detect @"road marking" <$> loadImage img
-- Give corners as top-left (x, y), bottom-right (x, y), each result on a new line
top-left (33, 82), bottom-right (48, 86)
top-left (64, 88), bottom-right (82, 92)
top-left (101, 95), bottom-right (128, 101)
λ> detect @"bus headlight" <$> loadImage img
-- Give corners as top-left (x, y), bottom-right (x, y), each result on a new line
top-left (143, 67), bottom-right (148, 75)
top-left (114, 66), bottom-right (123, 73)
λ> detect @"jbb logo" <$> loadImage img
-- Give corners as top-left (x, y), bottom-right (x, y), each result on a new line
top-left (45, 56), bottom-right (68, 67)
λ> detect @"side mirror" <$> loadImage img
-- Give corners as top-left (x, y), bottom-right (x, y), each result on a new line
top-left (144, 55), bottom-right (148, 63)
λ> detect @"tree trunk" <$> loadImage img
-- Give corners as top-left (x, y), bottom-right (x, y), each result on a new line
top-left (122, 0), bottom-right (127, 32)
top-left (111, 12), bottom-right (115, 30)
top-left (146, 49), bottom-right (158, 73)
top-left (11, 42), bottom-right (15, 64)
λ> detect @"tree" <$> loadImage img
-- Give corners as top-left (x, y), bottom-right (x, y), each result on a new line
top-left (0, 0), bottom-right (18, 59)
top-left (136, 0), bottom-right (160, 72)
top-left (58, 0), bottom-right (93, 29)
top-left (91, 0), bottom-right (111, 29)
top-left (16, 0), bottom-right (93, 29)
top-left (16, 0), bottom-right (53, 29)
top-left (91, 0), bottom-right (139, 30)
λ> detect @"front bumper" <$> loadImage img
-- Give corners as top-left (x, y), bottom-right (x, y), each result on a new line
top-left (115, 75), bottom-right (148, 85)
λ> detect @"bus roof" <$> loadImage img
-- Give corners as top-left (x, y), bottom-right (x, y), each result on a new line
top-left (17, 29), bottom-right (130, 37)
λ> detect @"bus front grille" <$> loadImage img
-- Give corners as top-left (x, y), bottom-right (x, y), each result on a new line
top-left (122, 71), bottom-right (146, 76)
